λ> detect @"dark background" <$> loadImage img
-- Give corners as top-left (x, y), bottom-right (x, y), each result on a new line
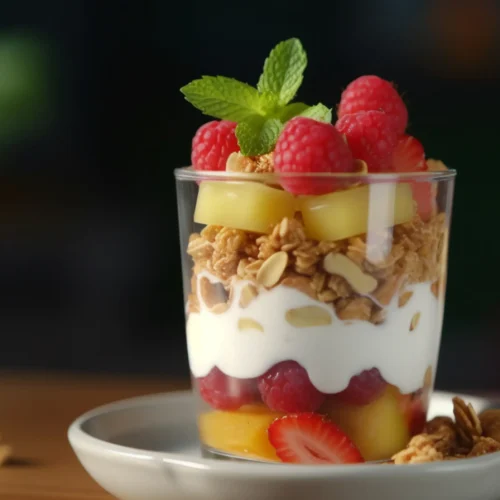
top-left (0, 0), bottom-right (498, 390)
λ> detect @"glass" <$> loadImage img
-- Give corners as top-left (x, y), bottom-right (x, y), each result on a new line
top-left (174, 167), bottom-right (456, 465)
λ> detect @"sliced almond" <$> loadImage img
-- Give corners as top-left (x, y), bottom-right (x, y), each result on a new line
top-left (256, 251), bottom-right (288, 287)
top-left (238, 317), bottom-right (264, 332)
top-left (285, 306), bottom-right (332, 328)
top-left (354, 159), bottom-right (368, 174)
top-left (398, 290), bottom-right (414, 308)
top-left (431, 280), bottom-right (439, 298)
top-left (210, 303), bottom-right (229, 314)
top-left (323, 252), bottom-right (377, 295)
top-left (410, 311), bottom-right (421, 331)
top-left (239, 283), bottom-right (259, 308)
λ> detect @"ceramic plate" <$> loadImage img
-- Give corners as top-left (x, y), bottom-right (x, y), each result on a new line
top-left (68, 390), bottom-right (500, 500)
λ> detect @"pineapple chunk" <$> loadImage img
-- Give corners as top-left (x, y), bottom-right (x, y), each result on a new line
top-left (194, 181), bottom-right (295, 234)
top-left (199, 405), bottom-right (284, 462)
top-left (299, 183), bottom-right (415, 242)
top-left (324, 386), bottom-right (410, 461)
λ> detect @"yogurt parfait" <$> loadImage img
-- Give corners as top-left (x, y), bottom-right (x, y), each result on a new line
top-left (175, 39), bottom-right (455, 464)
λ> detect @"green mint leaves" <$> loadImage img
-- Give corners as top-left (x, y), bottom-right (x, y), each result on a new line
top-left (180, 38), bottom-right (332, 156)
top-left (236, 117), bottom-right (282, 156)
top-left (257, 38), bottom-right (307, 106)
top-left (180, 76), bottom-right (265, 122)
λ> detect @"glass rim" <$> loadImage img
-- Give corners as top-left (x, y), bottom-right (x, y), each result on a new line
top-left (174, 166), bottom-right (457, 182)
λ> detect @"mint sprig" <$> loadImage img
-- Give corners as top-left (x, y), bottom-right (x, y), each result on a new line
top-left (180, 38), bottom-right (331, 156)
top-left (257, 38), bottom-right (307, 106)
top-left (236, 117), bottom-right (282, 156)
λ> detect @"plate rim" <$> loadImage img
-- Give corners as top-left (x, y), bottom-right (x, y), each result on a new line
top-left (68, 389), bottom-right (500, 478)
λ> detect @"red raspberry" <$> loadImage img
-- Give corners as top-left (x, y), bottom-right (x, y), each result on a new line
top-left (335, 110), bottom-right (399, 172)
top-left (197, 367), bottom-right (259, 410)
top-left (258, 360), bottom-right (326, 413)
top-left (191, 120), bottom-right (239, 171)
top-left (338, 75), bottom-right (408, 135)
top-left (274, 117), bottom-right (354, 195)
top-left (329, 368), bottom-right (387, 406)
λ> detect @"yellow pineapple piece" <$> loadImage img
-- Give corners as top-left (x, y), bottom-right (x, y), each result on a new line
top-left (199, 405), bottom-right (284, 462)
top-left (324, 386), bottom-right (410, 461)
top-left (194, 181), bottom-right (296, 234)
top-left (299, 183), bottom-right (415, 242)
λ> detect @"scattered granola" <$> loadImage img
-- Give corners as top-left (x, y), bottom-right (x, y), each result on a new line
top-left (392, 397), bottom-right (500, 464)
top-left (0, 435), bottom-right (11, 466)
top-left (187, 212), bottom-right (447, 322)
top-left (226, 151), bottom-right (275, 173)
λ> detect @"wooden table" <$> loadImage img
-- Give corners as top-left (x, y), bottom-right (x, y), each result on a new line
top-left (0, 371), bottom-right (189, 499)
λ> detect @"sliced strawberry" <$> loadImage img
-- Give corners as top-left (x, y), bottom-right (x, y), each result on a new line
top-left (391, 135), bottom-right (426, 172)
top-left (268, 413), bottom-right (364, 464)
top-left (412, 181), bottom-right (436, 222)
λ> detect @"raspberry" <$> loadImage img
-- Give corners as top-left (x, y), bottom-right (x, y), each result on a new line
top-left (330, 368), bottom-right (387, 406)
top-left (274, 117), bottom-right (354, 195)
top-left (191, 120), bottom-right (239, 171)
top-left (197, 367), bottom-right (259, 410)
top-left (335, 110), bottom-right (399, 172)
top-left (258, 360), bottom-right (325, 413)
top-left (391, 135), bottom-right (426, 172)
top-left (338, 75), bottom-right (408, 135)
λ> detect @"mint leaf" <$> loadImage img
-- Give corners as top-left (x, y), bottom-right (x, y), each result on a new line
top-left (257, 38), bottom-right (307, 106)
top-left (236, 117), bottom-right (283, 156)
top-left (180, 76), bottom-right (264, 121)
top-left (299, 103), bottom-right (332, 123)
top-left (278, 102), bottom-right (309, 122)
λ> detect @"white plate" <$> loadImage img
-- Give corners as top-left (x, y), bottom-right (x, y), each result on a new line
top-left (68, 390), bottom-right (500, 500)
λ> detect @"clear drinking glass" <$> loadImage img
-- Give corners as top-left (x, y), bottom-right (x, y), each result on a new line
top-left (174, 167), bottom-right (456, 464)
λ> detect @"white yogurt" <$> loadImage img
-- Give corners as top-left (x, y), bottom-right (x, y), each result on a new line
top-left (186, 273), bottom-right (442, 395)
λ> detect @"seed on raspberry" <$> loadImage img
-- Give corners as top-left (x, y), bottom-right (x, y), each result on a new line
top-left (335, 110), bottom-right (399, 172)
top-left (258, 360), bottom-right (326, 413)
top-left (191, 120), bottom-right (239, 171)
top-left (274, 117), bottom-right (354, 195)
top-left (338, 75), bottom-right (408, 135)
top-left (197, 367), bottom-right (259, 410)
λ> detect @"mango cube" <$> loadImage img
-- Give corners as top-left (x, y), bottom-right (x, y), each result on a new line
top-left (194, 181), bottom-right (296, 234)
top-left (199, 405), bottom-right (284, 462)
top-left (325, 386), bottom-right (410, 461)
top-left (299, 183), bottom-right (415, 242)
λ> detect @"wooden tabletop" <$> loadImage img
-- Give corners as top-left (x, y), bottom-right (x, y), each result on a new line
top-left (0, 371), bottom-right (189, 500)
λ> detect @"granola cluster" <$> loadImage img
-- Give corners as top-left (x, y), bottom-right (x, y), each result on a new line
top-left (187, 212), bottom-right (447, 323)
top-left (0, 435), bottom-right (11, 467)
top-left (392, 398), bottom-right (500, 464)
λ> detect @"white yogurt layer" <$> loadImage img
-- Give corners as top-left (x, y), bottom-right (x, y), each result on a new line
top-left (186, 273), bottom-right (443, 395)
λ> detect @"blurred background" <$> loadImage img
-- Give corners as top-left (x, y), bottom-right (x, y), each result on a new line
top-left (0, 0), bottom-right (498, 390)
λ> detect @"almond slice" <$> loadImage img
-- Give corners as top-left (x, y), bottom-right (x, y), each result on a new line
top-left (256, 251), bottom-right (288, 287)
top-left (285, 306), bottom-right (332, 328)
top-left (239, 283), bottom-right (259, 308)
top-left (410, 312), bottom-right (421, 331)
top-left (238, 318), bottom-right (264, 332)
top-left (323, 252), bottom-right (377, 295)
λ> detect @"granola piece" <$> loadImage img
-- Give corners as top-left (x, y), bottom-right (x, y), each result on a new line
top-left (479, 410), bottom-right (500, 443)
top-left (392, 434), bottom-right (444, 464)
top-left (372, 274), bottom-right (405, 307)
top-left (370, 307), bottom-right (387, 325)
top-left (201, 224), bottom-right (223, 243)
top-left (226, 152), bottom-right (274, 173)
top-left (187, 233), bottom-right (214, 262)
top-left (237, 258), bottom-right (263, 280)
top-left (327, 275), bottom-right (352, 298)
top-left (335, 297), bottom-right (373, 321)
top-left (424, 417), bottom-right (457, 449)
top-left (0, 444), bottom-right (11, 466)
top-left (468, 437), bottom-right (500, 457)
top-left (453, 397), bottom-right (482, 447)
top-left (281, 274), bottom-right (317, 299)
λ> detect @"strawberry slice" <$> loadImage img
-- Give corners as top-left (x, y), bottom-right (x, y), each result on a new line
top-left (268, 413), bottom-right (364, 464)
top-left (391, 134), bottom-right (435, 220)
top-left (391, 135), bottom-right (426, 172)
